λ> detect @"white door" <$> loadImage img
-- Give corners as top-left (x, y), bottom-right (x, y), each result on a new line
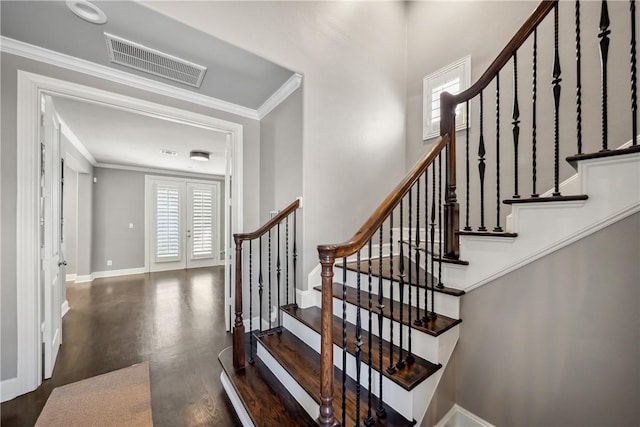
top-left (148, 177), bottom-right (219, 272)
top-left (41, 96), bottom-right (63, 379)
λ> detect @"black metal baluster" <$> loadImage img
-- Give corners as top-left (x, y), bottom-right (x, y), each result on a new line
top-left (513, 52), bottom-right (521, 198)
top-left (364, 239), bottom-right (374, 427)
top-left (553, 1), bottom-right (563, 195)
top-left (576, 0), bottom-right (583, 154)
top-left (277, 222), bottom-right (281, 328)
top-left (341, 257), bottom-right (347, 427)
top-left (414, 176), bottom-right (423, 328)
top-left (355, 250), bottom-right (363, 426)
top-left (532, 28), bottom-right (539, 198)
top-left (425, 163), bottom-right (436, 322)
top-left (268, 229), bottom-right (272, 330)
top-left (396, 199), bottom-right (405, 370)
top-left (376, 226), bottom-right (386, 418)
top-left (599, 0), bottom-right (611, 151)
top-left (249, 240), bottom-right (254, 365)
top-left (631, 0), bottom-right (638, 145)
top-left (495, 74), bottom-right (503, 232)
top-left (423, 168), bottom-right (429, 316)
top-left (464, 100), bottom-right (472, 229)
top-left (259, 237), bottom-right (263, 333)
top-left (478, 91), bottom-right (487, 231)
top-left (387, 212), bottom-right (396, 375)
top-left (285, 217), bottom-right (290, 305)
top-left (437, 153), bottom-right (444, 291)
top-left (293, 211), bottom-right (298, 307)
top-left (408, 187), bottom-right (413, 333)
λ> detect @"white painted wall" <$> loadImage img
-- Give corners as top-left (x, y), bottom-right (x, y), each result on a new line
top-left (144, 1), bottom-right (408, 286)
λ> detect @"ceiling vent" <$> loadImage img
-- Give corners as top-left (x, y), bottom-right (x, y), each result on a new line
top-left (104, 33), bottom-right (207, 88)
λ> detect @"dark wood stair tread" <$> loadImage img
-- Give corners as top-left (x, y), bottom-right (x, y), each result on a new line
top-left (314, 283), bottom-right (462, 337)
top-left (218, 346), bottom-right (317, 427)
top-left (566, 145), bottom-right (640, 166)
top-left (456, 230), bottom-right (518, 238)
top-left (339, 255), bottom-right (464, 297)
top-left (282, 305), bottom-right (441, 391)
top-left (503, 194), bottom-right (588, 204)
top-left (258, 330), bottom-right (415, 427)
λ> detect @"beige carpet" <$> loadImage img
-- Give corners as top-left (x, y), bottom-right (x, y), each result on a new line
top-left (35, 362), bottom-right (154, 427)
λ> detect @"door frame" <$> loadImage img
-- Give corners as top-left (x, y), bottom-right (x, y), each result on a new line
top-left (144, 176), bottom-right (223, 272)
top-left (16, 71), bottom-right (244, 397)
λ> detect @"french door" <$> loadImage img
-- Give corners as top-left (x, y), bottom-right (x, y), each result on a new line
top-left (148, 177), bottom-right (220, 272)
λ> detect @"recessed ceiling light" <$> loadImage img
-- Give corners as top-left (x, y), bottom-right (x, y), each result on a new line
top-left (66, 0), bottom-right (107, 25)
top-left (160, 149), bottom-right (178, 156)
top-left (190, 151), bottom-right (210, 162)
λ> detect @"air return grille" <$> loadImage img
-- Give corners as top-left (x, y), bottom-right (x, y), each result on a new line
top-left (105, 33), bottom-right (207, 88)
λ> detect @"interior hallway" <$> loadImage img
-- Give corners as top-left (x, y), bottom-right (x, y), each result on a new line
top-left (0, 267), bottom-right (240, 426)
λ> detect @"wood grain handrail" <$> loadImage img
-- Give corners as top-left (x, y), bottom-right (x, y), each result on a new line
top-left (453, 0), bottom-right (555, 104)
top-left (317, 135), bottom-right (449, 261)
top-left (234, 199), bottom-right (300, 243)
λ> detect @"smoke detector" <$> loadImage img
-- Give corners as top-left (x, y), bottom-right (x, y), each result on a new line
top-left (104, 33), bottom-right (207, 88)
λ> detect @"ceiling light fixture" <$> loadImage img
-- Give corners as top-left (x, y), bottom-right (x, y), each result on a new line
top-left (190, 151), bottom-right (210, 162)
top-left (66, 0), bottom-right (107, 24)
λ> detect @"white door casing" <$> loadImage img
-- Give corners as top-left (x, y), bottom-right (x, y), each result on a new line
top-left (41, 96), bottom-right (63, 379)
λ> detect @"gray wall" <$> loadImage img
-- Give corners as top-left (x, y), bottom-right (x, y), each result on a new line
top-left (0, 51), bottom-right (260, 381)
top-left (406, 1), bottom-right (635, 226)
top-left (442, 213), bottom-right (639, 426)
top-left (63, 165), bottom-right (78, 275)
top-left (91, 167), bottom-right (225, 272)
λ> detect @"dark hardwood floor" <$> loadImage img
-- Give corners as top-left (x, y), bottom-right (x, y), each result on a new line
top-left (0, 267), bottom-right (241, 427)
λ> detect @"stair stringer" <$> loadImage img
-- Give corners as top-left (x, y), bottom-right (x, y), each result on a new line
top-left (443, 152), bottom-right (640, 292)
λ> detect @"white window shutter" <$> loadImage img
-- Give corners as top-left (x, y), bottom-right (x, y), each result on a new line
top-left (191, 188), bottom-right (213, 258)
top-left (155, 185), bottom-right (181, 261)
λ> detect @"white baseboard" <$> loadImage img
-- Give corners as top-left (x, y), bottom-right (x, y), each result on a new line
top-left (92, 267), bottom-right (146, 279)
top-left (435, 404), bottom-right (495, 427)
top-left (74, 274), bottom-right (94, 283)
top-left (0, 377), bottom-right (20, 403)
top-left (296, 288), bottom-right (318, 308)
top-left (65, 273), bottom-right (76, 282)
top-left (242, 316), bottom-right (269, 332)
top-left (220, 371), bottom-right (256, 427)
top-left (61, 300), bottom-right (70, 317)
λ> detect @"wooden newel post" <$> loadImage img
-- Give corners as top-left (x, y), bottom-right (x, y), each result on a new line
top-left (232, 236), bottom-right (246, 370)
top-left (440, 92), bottom-right (460, 259)
top-left (318, 250), bottom-right (338, 426)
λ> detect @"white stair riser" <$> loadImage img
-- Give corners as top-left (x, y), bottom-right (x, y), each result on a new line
top-left (282, 311), bottom-right (415, 420)
top-left (340, 268), bottom-right (460, 319)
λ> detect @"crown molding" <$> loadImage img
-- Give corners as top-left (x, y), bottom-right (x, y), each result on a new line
top-left (95, 162), bottom-right (224, 180)
top-left (0, 36), bottom-right (261, 120)
top-left (257, 72), bottom-right (303, 119)
top-left (58, 117), bottom-right (98, 166)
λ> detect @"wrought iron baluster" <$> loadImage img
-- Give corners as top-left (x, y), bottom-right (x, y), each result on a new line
top-left (532, 28), bottom-right (539, 198)
top-left (424, 168), bottom-right (429, 316)
top-left (426, 163), bottom-right (436, 321)
top-left (364, 239), bottom-right (374, 427)
top-left (414, 176), bottom-right (423, 328)
top-left (259, 237), bottom-right (263, 333)
top-left (293, 211), bottom-right (298, 306)
top-left (553, 0), bottom-right (562, 195)
top-left (387, 212), bottom-right (396, 375)
top-left (576, 0), bottom-right (583, 154)
top-left (631, 0), bottom-right (638, 145)
top-left (376, 226), bottom-right (386, 418)
top-left (249, 240), bottom-right (254, 365)
top-left (599, 0), bottom-right (611, 151)
top-left (341, 257), bottom-right (347, 427)
top-left (437, 152), bottom-right (444, 291)
top-left (355, 250), bottom-right (363, 426)
top-left (478, 91), bottom-right (487, 231)
top-left (268, 229), bottom-right (272, 330)
top-left (396, 199), bottom-right (405, 370)
top-left (464, 100), bottom-right (472, 229)
top-left (513, 52), bottom-right (521, 198)
top-left (277, 222), bottom-right (281, 328)
top-left (286, 217), bottom-right (290, 305)
top-left (495, 74), bottom-right (503, 232)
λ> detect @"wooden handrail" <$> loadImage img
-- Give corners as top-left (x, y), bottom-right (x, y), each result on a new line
top-left (234, 199), bottom-right (300, 244)
top-left (317, 136), bottom-right (449, 261)
top-left (454, 0), bottom-right (555, 104)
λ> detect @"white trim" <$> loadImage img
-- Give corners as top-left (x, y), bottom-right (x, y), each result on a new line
top-left (256, 73), bottom-right (302, 119)
top-left (435, 404), bottom-right (495, 427)
top-left (96, 162), bottom-right (224, 181)
top-left (92, 267), bottom-right (146, 279)
top-left (61, 300), bottom-right (70, 318)
top-left (65, 273), bottom-right (76, 282)
top-left (74, 274), bottom-right (94, 283)
top-left (242, 316), bottom-right (269, 332)
top-left (220, 372), bottom-right (256, 427)
top-left (58, 117), bottom-right (97, 166)
top-left (0, 377), bottom-right (21, 403)
top-left (295, 288), bottom-right (318, 309)
top-left (1, 37), bottom-right (260, 120)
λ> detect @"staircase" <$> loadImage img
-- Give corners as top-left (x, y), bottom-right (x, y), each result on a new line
top-left (220, 1), bottom-right (639, 425)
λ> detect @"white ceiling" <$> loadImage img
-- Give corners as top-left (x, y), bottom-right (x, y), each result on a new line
top-left (53, 96), bottom-right (228, 176)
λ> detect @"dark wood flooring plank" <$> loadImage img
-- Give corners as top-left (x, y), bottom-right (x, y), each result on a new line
top-left (281, 305), bottom-right (440, 391)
